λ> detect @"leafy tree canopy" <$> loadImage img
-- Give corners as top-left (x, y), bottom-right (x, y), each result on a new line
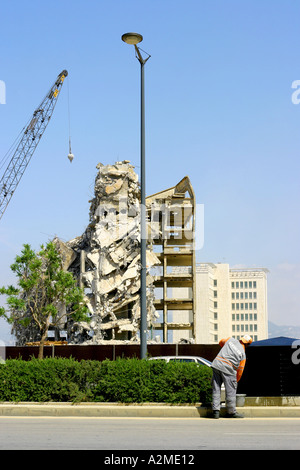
top-left (0, 242), bottom-right (90, 358)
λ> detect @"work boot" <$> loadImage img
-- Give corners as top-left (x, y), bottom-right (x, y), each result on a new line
top-left (226, 412), bottom-right (244, 418)
top-left (212, 410), bottom-right (220, 419)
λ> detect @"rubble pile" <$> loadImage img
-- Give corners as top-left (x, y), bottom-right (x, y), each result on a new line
top-left (60, 160), bottom-right (160, 344)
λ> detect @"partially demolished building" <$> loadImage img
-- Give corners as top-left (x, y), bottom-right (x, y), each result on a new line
top-left (27, 160), bottom-right (196, 346)
top-left (146, 176), bottom-right (196, 343)
top-left (60, 161), bottom-right (160, 344)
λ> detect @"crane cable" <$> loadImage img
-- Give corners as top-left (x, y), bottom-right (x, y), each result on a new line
top-left (0, 127), bottom-right (24, 172)
top-left (0, 111), bottom-right (35, 173)
top-left (67, 77), bottom-right (74, 163)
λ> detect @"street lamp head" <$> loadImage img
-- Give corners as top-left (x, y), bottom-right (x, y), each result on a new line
top-left (122, 32), bottom-right (143, 45)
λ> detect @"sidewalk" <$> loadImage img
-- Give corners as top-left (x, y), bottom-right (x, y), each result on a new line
top-left (0, 398), bottom-right (300, 418)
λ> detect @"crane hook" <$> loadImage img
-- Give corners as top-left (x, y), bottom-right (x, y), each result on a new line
top-left (67, 77), bottom-right (74, 163)
top-left (68, 137), bottom-right (74, 163)
top-left (68, 152), bottom-right (74, 163)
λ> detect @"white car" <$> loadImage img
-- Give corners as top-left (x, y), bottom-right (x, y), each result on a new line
top-left (148, 355), bottom-right (225, 402)
top-left (148, 355), bottom-right (212, 367)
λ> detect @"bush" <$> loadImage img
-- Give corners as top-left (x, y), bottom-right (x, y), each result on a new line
top-left (0, 357), bottom-right (213, 404)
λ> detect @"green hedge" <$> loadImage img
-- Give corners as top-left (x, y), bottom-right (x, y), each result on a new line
top-left (0, 357), bottom-right (213, 404)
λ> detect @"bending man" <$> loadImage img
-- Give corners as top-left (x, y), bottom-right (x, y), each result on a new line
top-left (211, 335), bottom-right (253, 418)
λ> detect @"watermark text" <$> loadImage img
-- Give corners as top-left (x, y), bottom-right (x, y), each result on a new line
top-left (291, 80), bottom-right (300, 105)
top-left (291, 340), bottom-right (300, 365)
top-left (0, 80), bottom-right (6, 104)
top-left (94, 199), bottom-right (205, 250)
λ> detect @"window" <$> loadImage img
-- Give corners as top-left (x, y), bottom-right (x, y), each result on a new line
top-left (245, 303), bottom-right (248, 310)
top-left (249, 281), bottom-right (252, 288)
top-left (232, 282), bottom-right (235, 288)
top-left (214, 279), bottom-right (217, 287)
top-left (253, 292), bottom-right (257, 299)
top-left (214, 312), bottom-right (218, 320)
top-left (241, 314), bottom-right (244, 321)
top-left (236, 293), bottom-right (239, 300)
top-left (232, 314), bottom-right (235, 321)
top-left (240, 292), bottom-right (244, 299)
top-left (245, 292), bottom-right (248, 299)
top-left (214, 290), bottom-right (217, 298)
top-left (236, 282), bottom-right (239, 288)
top-left (254, 303), bottom-right (257, 310)
top-left (253, 281), bottom-right (257, 288)
top-left (214, 301), bottom-right (218, 308)
top-left (232, 303), bottom-right (235, 310)
top-left (232, 293), bottom-right (235, 299)
top-left (240, 281), bottom-right (243, 288)
top-left (245, 281), bottom-right (248, 288)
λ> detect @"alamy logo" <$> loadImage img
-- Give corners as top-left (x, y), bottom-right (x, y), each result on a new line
top-left (95, 199), bottom-right (205, 250)
top-left (291, 340), bottom-right (300, 365)
top-left (291, 80), bottom-right (300, 105)
top-left (0, 80), bottom-right (6, 104)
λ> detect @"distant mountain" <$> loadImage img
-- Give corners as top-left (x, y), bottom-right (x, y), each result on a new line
top-left (268, 321), bottom-right (300, 339)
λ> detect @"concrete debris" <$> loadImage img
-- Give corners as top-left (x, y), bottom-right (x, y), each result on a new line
top-left (56, 161), bottom-right (160, 344)
top-left (178, 338), bottom-right (195, 344)
top-left (53, 237), bottom-right (76, 271)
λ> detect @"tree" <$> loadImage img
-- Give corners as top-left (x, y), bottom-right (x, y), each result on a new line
top-left (0, 242), bottom-right (90, 359)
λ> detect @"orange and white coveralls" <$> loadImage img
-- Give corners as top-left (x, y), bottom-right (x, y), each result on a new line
top-left (211, 337), bottom-right (247, 414)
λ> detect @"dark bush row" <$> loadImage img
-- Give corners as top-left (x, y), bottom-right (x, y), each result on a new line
top-left (0, 357), bottom-right (213, 404)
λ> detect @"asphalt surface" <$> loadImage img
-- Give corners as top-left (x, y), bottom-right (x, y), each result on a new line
top-left (1, 416), bottom-right (300, 450)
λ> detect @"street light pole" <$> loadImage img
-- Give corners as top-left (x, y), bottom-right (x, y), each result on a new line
top-left (122, 33), bottom-right (150, 359)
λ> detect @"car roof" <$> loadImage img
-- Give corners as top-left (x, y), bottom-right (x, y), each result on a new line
top-left (148, 355), bottom-right (212, 365)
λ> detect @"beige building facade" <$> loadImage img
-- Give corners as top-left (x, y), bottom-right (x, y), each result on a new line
top-left (146, 176), bottom-right (197, 343)
top-left (172, 263), bottom-right (268, 344)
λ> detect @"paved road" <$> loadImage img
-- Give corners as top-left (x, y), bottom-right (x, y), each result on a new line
top-left (0, 417), bottom-right (300, 451)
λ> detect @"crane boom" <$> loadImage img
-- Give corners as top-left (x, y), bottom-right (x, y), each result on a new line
top-left (0, 69), bottom-right (68, 221)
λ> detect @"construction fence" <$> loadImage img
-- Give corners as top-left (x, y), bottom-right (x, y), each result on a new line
top-left (4, 343), bottom-right (220, 362)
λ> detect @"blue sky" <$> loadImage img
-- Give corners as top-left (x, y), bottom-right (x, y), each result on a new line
top-left (0, 0), bottom-right (299, 342)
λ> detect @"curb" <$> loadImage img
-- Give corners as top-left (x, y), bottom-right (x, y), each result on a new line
top-left (1, 402), bottom-right (300, 418)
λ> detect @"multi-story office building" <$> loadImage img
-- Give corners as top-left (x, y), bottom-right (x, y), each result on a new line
top-left (172, 263), bottom-right (268, 344)
top-left (229, 266), bottom-right (268, 343)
